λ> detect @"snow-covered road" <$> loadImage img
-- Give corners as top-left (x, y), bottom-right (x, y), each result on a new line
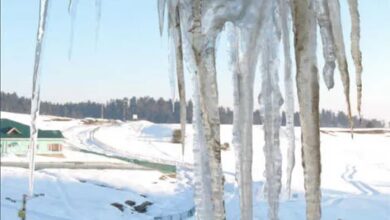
top-left (63, 124), bottom-right (190, 168)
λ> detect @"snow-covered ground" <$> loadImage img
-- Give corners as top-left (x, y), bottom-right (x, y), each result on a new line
top-left (1, 111), bottom-right (389, 219)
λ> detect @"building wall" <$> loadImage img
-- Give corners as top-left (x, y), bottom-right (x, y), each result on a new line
top-left (0, 138), bottom-right (64, 156)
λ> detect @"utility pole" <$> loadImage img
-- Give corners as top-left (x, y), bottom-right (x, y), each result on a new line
top-left (101, 103), bottom-right (104, 119)
top-left (123, 98), bottom-right (128, 122)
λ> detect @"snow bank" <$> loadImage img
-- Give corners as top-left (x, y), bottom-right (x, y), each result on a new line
top-left (1, 111), bottom-right (80, 131)
top-left (140, 124), bottom-right (173, 142)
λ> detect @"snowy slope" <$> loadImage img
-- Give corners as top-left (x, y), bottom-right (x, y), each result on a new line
top-left (1, 112), bottom-right (389, 219)
top-left (1, 168), bottom-right (194, 220)
top-left (0, 111), bottom-right (80, 131)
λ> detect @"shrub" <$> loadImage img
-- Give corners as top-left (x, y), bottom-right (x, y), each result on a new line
top-left (221, 142), bottom-right (230, 151)
top-left (172, 129), bottom-right (182, 143)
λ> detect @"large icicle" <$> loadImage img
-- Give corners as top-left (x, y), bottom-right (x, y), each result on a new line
top-left (229, 22), bottom-right (256, 220)
top-left (277, 0), bottom-right (296, 199)
top-left (194, 22), bottom-right (226, 220)
top-left (347, 0), bottom-right (363, 117)
top-left (228, 1), bottom-right (273, 219)
top-left (191, 71), bottom-right (213, 220)
top-left (160, 0), bottom-right (176, 112)
top-left (166, 0), bottom-right (186, 156)
top-left (196, 40), bottom-right (225, 220)
top-left (292, 0), bottom-right (321, 219)
top-left (313, 0), bottom-right (337, 89)
top-left (68, 0), bottom-right (78, 60)
top-left (190, 0), bottom-right (226, 218)
top-left (227, 21), bottom-right (241, 195)
top-left (175, 5), bottom-right (187, 158)
top-left (327, 0), bottom-right (353, 131)
top-left (178, 0), bottom-right (215, 218)
top-left (259, 6), bottom-right (283, 219)
top-left (29, 0), bottom-right (50, 197)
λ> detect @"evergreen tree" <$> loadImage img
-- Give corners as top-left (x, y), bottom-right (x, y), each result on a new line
top-left (0, 91), bottom-right (384, 127)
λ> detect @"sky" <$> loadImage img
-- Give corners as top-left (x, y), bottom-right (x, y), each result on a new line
top-left (1, 0), bottom-right (390, 121)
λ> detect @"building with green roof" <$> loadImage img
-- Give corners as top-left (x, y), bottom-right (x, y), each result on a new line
top-left (0, 118), bottom-right (64, 156)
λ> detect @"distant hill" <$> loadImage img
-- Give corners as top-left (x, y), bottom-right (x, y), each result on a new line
top-left (0, 91), bottom-right (385, 127)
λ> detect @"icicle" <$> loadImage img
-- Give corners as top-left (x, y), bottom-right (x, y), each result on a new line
top-left (292, 0), bottom-right (321, 219)
top-left (68, 0), bottom-right (78, 60)
top-left (313, 0), bottom-right (337, 89)
top-left (191, 71), bottom-right (213, 220)
top-left (259, 6), bottom-right (283, 219)
top-left (162, 0), bottom-right (176, 113)
top-left (190, 0), bottom-right (226, 218)
top-left (347, 0), bottom-right (363, 117)
top-left (167, 0), bottom-right (187, 157)
top-left (168, 33), bottom-right (177, 111)
top-left (196, 45), bottom-right (225, 220)
top-left (183, 2), bottom-right (214, 218)
top-left (277, 0), bottom-right (296, 199)
top-left (68, 0), bottom-right (72, 13)
top-left (94, 0), bottom-right (102, 49)
top-left (29, 0), bottom-right (50, 197)
top-left (177, 0), bottom-right (214, 218)
top-left (158, 0), bottom-right (167, 36)
top-left (327, 0), bottom-right (354, 133)
top-left (227, 21), bottom-right (242, 189)
top-left (229, 22), bottom-right (256, 220)
top-left (228, 1), bottom-right (273, 218)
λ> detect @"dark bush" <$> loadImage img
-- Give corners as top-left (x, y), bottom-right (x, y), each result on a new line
top-left (172, 129), bottom-right (182, 143)
top-left (111, 203), bottom-right (124, 212)
top-left (125, 200), bottom-right (136, 207)
top-left (134, 201), bottom-right (153, 213)
top-left (221, 142), bottom-right (230, 151)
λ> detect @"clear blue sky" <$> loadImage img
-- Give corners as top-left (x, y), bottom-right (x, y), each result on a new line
top-left (1, 0), bottom-right (389, 121)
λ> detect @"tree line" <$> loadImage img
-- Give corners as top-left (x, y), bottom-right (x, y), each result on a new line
top-left (0, 91), bottom-right (384, 127)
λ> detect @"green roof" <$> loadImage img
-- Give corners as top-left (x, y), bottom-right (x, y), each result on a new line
top-left (0, 118), bottom-right (64, 139)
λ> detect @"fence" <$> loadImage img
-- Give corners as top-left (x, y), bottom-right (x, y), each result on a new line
top-left (153, 206), bottom-right (195, 220)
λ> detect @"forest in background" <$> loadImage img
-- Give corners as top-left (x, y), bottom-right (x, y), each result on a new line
top-left (0, 91), bottom-right (385, 127)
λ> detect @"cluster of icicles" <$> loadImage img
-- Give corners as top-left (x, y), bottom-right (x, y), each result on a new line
top-left (28, 0), bottom-right (362, 219)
